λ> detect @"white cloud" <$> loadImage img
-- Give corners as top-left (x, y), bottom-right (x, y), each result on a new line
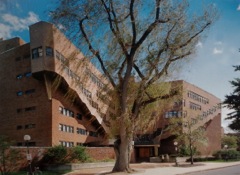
top-left (57, 24), bottom-right (66, 31)
top-left (196, 41), bottom-right (203, 48)
top-left (237, 4), bottom-right (240, 11)
top-left (213, 47), bottom-right (223, 54)
top-left (0, 23), bottom-right (11, 38)
top-left (0, 12), bottom-right (39, 39)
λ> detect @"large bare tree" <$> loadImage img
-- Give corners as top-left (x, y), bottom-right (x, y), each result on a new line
top-left (51, 0), bottom-right (217, 172)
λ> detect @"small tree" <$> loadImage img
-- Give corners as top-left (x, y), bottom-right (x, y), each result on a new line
top-left (221, 135), bottom-right (238, 149)
top-left (69, 146), bottom-right (89, 162)
top-left (0, 136), bottom-right (22, 175)
top-left (43, 145), bottom-right (68, 164)
top-left (169, 118), bottom-right (207, 165)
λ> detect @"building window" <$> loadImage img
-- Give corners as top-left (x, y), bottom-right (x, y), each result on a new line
top-left (16, 125), bottom-right (22, 130)
top-left (77, 128), bottom-right (88, 135)
top-left (55, 50), bottom-right (67, 64)
top-left (46, 47), bottom-right (53, 56)
top-left (187, 91), bottom-right (209, 105)
top-left (24, 72), bottom-right (32, 77)
top-left (76, 113), bottom-right (82, 120)
top-left (89, 131), bottom-right (98, 137)
top-left (59, 124), bottom-right (74, 133)
top-left (25, 106), bottom-right (36, 112)
top-left (32, 47), bottom-right (43, 59)
top-left (25, 124), bottom-right (36, 129)
top-left (16, 74), bottom-right (23, 80)
top-left (25, 89), bottom-right (35, 95)
top-left (59, 141), bottom-right (74, 147)
top-left (17, 108), bottom-right (22, 113)
top-left (59, 106), bottom-right (74, 118)
top-left (17, 91), bottom-right (23, 96)
top-left (165, 111), bottom-right (186, 118)
top-left (15, 57), bottom-right (21, 61)
top-left (189, 102), bottom-right (201, 110)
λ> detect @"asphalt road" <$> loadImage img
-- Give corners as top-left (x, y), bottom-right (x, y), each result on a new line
top-left (184, 164), bottom-right (240, 175)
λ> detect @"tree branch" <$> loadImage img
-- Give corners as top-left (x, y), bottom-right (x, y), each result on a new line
top-left (130, 0), bottom-right (137, 47)
top-left (133, 63), bottom-right (145, 80)
top-left (140, 89), bottom-right (178, 107)
top-left (178, 22), bottom-right (211, 50)
top-left (101, 0), bottom-right (129, 58)
top-left (79, 17), bottom-right (116, 87)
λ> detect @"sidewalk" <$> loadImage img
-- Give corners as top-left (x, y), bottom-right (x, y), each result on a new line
top-left (67, 161), bottom-right (240, 175)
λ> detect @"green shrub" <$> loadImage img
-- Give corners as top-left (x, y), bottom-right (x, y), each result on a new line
top-left (213, 149), bottom-right (240, 160)
top-left (69, 146), bottom-right (89, 162)
top-left (178, 145), bottom-right (199, 156)
top-left (43, 146), bottom-right (67, 164)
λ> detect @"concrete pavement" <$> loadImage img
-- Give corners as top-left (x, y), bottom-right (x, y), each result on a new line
top-left (137, 162), bottom-right (240, 175)
top-left (67, 161), bottom-right (240, 175)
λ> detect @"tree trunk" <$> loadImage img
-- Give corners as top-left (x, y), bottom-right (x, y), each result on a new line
top-left (112, 137), bottom-right (131, 172)
top-left (189, 145), bottom-right (194, 165)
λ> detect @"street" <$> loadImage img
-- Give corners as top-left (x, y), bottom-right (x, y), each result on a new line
top-left (184, 164), bottom-right (240, 175)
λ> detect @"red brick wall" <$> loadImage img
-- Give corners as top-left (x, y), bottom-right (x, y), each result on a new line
top-left (85, 147), bottom-right (115, 160)
top-left (12, 146), bottom-right (115, 169)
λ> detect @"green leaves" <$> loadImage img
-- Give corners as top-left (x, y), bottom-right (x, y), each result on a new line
top-left (223, 65), bottom-right (240, 131)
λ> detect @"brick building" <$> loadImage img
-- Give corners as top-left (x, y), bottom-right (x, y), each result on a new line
top-left (134, 80), bottom-right (222, 160)
top-left (0, 21), bottom-right (222, 161)
top-left (0, 21), bottom-right (112, 147)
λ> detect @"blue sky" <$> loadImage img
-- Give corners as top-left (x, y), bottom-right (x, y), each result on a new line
top-left (0, 0), bottom-right (240, 132)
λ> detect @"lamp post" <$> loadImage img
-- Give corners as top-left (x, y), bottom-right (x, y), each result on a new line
top-left (24, 135), bottom-right (32, 175)
top-left (174, 141), bottom-right (178, 166)
top-left (224, 144), bottom-right (228, 161)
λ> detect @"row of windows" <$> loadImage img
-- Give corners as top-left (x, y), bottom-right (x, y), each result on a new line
top-left (79, 83), bottom-right (92, 98)
top-left (16, 72), bottom-right (32, 79)
top-left (17, 89), bottom-right (35, 96)
top-left (59, 141), bottom-right (74, 147)
top-left (89, 99), bottom-right (99, 111)
top-left (77, 128), bottom-right (98, 137)
top-left (56, 50), bottom-right (68, 64)
top-left (183, 104), bottom-right (221, 126)
top-left (15, 54), bottom-right (30, 61)
top-left (62, 65), bottom-right (93, 99)
top-left (164, 111), bottom-right (187, 118)
top-left (63, 66), bottom-right (79, 80)
top-left (32, 46), bottom-right (53, 59)
top-left (96, 91), bottom-right (115, 110)
top-left (61, 65), bottom-right (92, 99)
top-left (59, 124), bottom-right (98, 137)
top-left (59, 106), bottom-right (74, 117)
top-left (202, 104), bottom-right (221, 117)
top-left (56, 51), bottom-right (111, 114)
top-left (59, 124), bottom-right (74, 133)
top-left (17, 124), bottom-right (36, 130)
top-left (59, 106), bottom-right (83, 120)
top-left (85, 69), bottom-right (104, 89)
top-left (187, 91), bottom-right (209, 104)
top-left (189, 102), bottom-right (201, 111)
top-left (77, 128), bottom-right (88, 135)
top-left (56, 50), bottom-right (112, 106)
top-left (174, 100), bottom-right (185, 107)
top-left (17, 106), bottom-right (36, 113)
